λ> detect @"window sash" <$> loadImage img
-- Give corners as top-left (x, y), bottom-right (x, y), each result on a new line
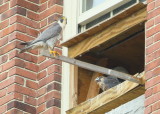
top-left (78, 0), bottom-right (132, 25)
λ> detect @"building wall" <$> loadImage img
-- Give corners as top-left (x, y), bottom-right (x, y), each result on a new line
top-left (145, 0), bottom-right (160, 114)
top-left (0, 0), bottom-right (63, 113)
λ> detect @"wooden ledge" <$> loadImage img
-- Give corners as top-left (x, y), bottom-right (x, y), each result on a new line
top-left (61, 3), bottom-right (146, 48)
top-left (66, 73), bottom-right (145, 114)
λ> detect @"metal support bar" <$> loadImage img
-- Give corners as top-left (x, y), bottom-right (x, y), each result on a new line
top-left (42, 52), bottom-right (141, 84)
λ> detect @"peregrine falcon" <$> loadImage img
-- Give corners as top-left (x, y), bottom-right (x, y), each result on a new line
top-left (95, 66), bottom-right (129, 91)
top-left (19, 16), bottom-right (67, 56)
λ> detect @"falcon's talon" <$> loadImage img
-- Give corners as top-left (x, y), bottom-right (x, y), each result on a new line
top-left (50, 51), bottom-right (60, 57)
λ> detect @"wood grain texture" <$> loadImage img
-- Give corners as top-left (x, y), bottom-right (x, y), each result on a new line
top-left (86, 58), bottom-right (108, 100)
top-left (69, 65), bottom-right (78, 108)
top-left (68, 8), bottom-right (146, 58)
top-left (66, 73), bottom-right (145, 114)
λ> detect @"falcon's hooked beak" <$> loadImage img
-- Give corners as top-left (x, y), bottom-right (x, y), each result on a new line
top-left (95, 77), bottom-right (101, 82)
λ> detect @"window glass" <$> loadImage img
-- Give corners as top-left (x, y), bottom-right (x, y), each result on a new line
top-left (82, 0), bottom-right (105, 12)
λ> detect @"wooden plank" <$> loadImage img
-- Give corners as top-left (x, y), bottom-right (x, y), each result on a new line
top-left (42, 52), bottom-right (143, 84)
top-left (86, 59), bottom-right (108, 100)
top-left (78, 68), bottom-right (93, 104)
top-left (69, 65), bottom-right (78, 108)
top-left (61, 3), bottom-right (146, 47)
top-left (68, 8), bottom-right (146, 58)
top-left (66, 73), bottom-right (145, 114)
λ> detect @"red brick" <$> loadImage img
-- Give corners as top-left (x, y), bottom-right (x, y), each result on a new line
top-left (25, 62), bottom-right (39, 72)
top-left (37, 87), bottom-right (46, 97)
top-left (145, 76), bottom-right (160, 89)
top-left (42, 107), bottom-right (60, 114)
top-left (153, 83), bottom-right (160, 94)
top-left (0, 36), bottom-right (8, 47)
top-left (155, 15), bottom-right (160, 25)
top-left (26, 27), bottom-right (39, 37)
top-left (0, 76), bottom-right (23, 90)
top-left (37, 104), bottom-right (45, 113)
top-left (145, 58), bottom-right (160, 71)
top-left (25, 96), bottom-right (37, 106)
top-left (0, 3), bottom-right (9, 13)
top-left (39, 2), bottom-right (47, 12)
top-left (13, 92), bottom-right (23, 101)
top-left (145, 88), bottom-right (152, 98)
top-left (10, 0), bottom-right (39, 12)
top-left (38, 91), bottom-right (61, 105)
top-left (26, 80), bottom-right (38, 90)
top-left (0, 93), bottom-right (16, 106)
top-left (155, 0), bottom-right (160, 7)
top-left (145, 95), bottom-right (155, 107)
top-left (0, 89), bottom-right (7, 98)
top-left (47, 65), bottom-right (62, 75)
top-left (152, 101), bottom-right (160, 111)
top-left (3, 59), bottom-right (27, 71)
top-left (39, 59), bottom-right (54, 71)
top-left (8, 84), bottom-right (36, 97)
top-left (154, 32), bottom-right (160, 42)
top-left (146, 19), bottom-right (154, 30)
top-left (39, 73), bottom-right (61, 87)
top-left (146, 41), bottom-right (160, 55)
top-left (146, 49), bottom-right (160, 63)
top-left (39, 5), bottom-right (63, 20)
top-left (27, 0), bottom-right (39, 4)
top-left (6, 108), bottom-right (23, 114)
top-left (1, 6), bottom-right (26, 21)
top-left (147, 7), bottom-right (160, 20)
top-left (0, 54), bottom-right (8, 64)
top-left (27, 10), bottom-right (39, 21)
top-left (146, 27), bottom-right (156, 38)
top-left (16, 15), bottom-right (39, 29)
top-left (38, 70), bottom-right (47, 80)
top-left (145, 106), bottom-right (152, 114)
top-left (0, 0), bottom-right (3, 5)
top-left (9, 49), bottom-right (38, 63)
top-left (0, 24), bottom-right (16, 38)
top-left (38, 56), bottom-right (46, 64)
top-left (8, 67), bottom-right (37, 80)
top-left (0, 19), bottom-right (9, 30)
top-left (0, 72), bottom-right (8, 81)
top-left (0, 105), bottom-right (6, 114)
top-left (40, 19), bottom-right (47, 28)
top-left (40, 0), bottom-right (47, 4)
top-left (48, 0), bottom-right (63, 7)
top-left (147, 1), bottom-right (155, 12)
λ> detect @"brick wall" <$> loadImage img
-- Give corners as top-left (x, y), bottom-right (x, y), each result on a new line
top-left (145, 0), bottom-right (160, 114)
top-left (0, 0), bottom-right (63, 113)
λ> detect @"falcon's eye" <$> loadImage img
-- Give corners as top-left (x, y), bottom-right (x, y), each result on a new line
top-left (60, 18), bottom-right (63, 23)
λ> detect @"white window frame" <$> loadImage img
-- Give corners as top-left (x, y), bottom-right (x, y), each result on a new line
top-left (78, 0), bottom-right (132, 25)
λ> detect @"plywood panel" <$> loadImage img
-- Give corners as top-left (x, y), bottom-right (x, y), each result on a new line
top-left (68, 8), bottom-right (146, 58)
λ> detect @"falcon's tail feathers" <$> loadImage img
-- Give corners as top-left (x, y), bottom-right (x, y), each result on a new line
top-left (19, 45), bottom-right (33, 53)
top-left (20, 42), bottom-right (30, 45)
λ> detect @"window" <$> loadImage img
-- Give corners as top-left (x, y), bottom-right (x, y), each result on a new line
top-left (62, 0), bottom-right (146, 114)
top-left (64, 0), bottom-right (146, 36)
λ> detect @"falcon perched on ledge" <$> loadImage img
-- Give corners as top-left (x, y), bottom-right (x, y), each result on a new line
top-left (19, 16), bottom-right (67, 57)
top-left (95, 66), bottom-right (129, 91)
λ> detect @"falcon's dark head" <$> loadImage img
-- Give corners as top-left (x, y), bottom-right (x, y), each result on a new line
top-left (58, 16), bottom-right (67, 26)
top-left (95, 76), bottom-right (103, 82)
